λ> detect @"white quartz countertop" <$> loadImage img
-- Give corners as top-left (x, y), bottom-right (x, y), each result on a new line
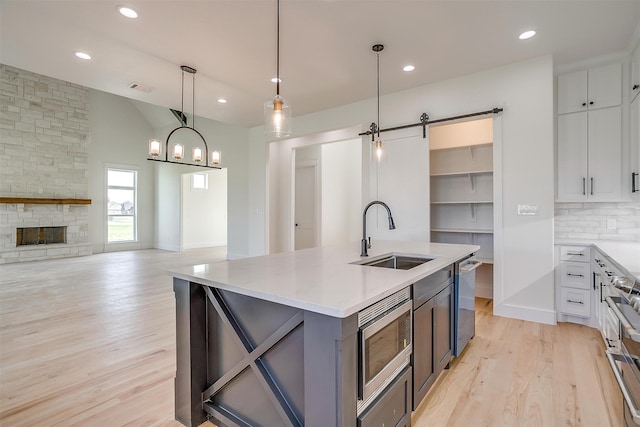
top-left (170, 241), bottom-right (479, 318)
top-left (556, 240), bottom-right (640, 280)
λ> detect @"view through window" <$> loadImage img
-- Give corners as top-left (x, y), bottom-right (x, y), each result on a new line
top-left (107, 169), bottom-right (137, 242)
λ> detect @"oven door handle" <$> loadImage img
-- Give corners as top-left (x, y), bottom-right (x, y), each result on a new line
top-left (607, 350), bottom-right (640, 425)
top-left (606, 296), bottom-right (640, 343)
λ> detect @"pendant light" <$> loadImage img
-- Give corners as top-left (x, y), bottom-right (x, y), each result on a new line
top-left (148, 66), bottom-right (221, 169)
top-left (264, 0), bottom-right (291, 137)
top-left (373, 44), bottom-right (384, 162)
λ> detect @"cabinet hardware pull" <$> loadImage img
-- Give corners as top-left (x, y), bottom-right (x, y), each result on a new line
top-left (633, 172), bottom-right (639, 193)
top-left (567, 273), bottom-right (584, 277)
top-left (634, 84), bottom-right (639, 91)
top-left (590, 177), bottom-right (594, 195)
top-left (566, 252), bottom-right (584, 256)
top-left (582, 177), bottom-right (586, 195)
top-left (595, 258), bottom-right (601, 262)
top-left (582, 102), bottom-right (587, 107)
top-left (567, 299), bottom-right (584, 305)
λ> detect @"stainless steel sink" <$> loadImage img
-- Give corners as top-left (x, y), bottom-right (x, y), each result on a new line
top-left (357, 254), bottom-right (434, 270)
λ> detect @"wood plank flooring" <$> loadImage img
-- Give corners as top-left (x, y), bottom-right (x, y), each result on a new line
top-left (0, 249), bottom-right (623, 426)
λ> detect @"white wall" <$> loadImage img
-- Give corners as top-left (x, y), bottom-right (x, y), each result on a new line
top-left (181, 169), bottom-right (227, 249)
top-left (267, 126), bottom-right (363, 253)
top-left (88, 89), bottom-right (155, 253)
top-left (151, 111), bottom-right (250, 258)
top-left (252, 55), bottom-right (556, 324)
top-left (321, 139), bottom-right (362, 245)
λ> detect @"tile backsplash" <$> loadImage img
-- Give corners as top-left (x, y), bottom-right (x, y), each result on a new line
top-left (555, 202), bottom-right (640, 242)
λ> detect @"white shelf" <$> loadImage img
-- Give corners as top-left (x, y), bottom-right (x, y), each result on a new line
top-left (431, 200), bottom-right (493, 205)
top-left (430, 170), bottom-right (493, 177)
top-left (431, 228), bottom-right (493, 234)
top-left (429, 142), bottom-right (493, 152)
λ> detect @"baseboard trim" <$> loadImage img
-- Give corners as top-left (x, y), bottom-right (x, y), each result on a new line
top-left (493, 302), bottom-right (557, 325)
top-left (226, 252), bottom-right (248, 260)
top-left (182, 242), bottom-right (226, 250)
top-left (156, 243), bottom-right (180, 252)
top-left (475, 283), bottom-right (493, 299)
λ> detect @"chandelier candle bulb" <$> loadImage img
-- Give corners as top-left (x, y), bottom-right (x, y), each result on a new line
top-left (211, 151), bottom-right (221, 165)
top-left (173, 144), bottom-right (184, 160)
top-left (149, 139), bottom-right (161, 157)
top-left (192, 147), bottom-right (202, 163)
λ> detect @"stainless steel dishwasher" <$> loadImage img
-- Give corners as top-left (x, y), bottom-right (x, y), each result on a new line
top-left (454, 257), bottom-right (481, 356)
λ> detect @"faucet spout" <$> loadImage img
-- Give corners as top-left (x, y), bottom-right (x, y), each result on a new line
top-left (361, 200), bottom-right (396, 257)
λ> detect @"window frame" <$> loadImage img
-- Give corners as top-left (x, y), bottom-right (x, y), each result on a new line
top-left (106, 167), bottom-right (138, 244)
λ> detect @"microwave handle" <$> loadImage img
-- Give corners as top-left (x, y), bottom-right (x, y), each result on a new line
top-left (607, 351), bottom-right (640, 425)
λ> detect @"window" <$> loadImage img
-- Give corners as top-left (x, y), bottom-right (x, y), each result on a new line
top-left (192, 172), bottom-right (208, 190)
top-left (107, 168), bottom-right (137, 243)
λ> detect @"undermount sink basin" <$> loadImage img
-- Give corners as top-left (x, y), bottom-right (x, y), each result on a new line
top-left (356, 254), bottom-right (434, 270)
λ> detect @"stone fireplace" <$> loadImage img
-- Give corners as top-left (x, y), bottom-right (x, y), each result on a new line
top-left (0, 64), bottom-right (92, 264)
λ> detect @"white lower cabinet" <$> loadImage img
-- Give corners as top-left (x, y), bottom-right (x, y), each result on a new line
top-left (556, 245), bottom-right (595, 325)
top-left (559, 287), bottom-right (591, 318)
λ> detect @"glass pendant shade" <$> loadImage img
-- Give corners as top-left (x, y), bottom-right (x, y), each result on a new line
top-left (192, 147), bottom-right (202, 163)
top-left (264, 96), bottom-right (291, 138)
top-left (376, 139), bottom-right (383, 162)
top-left (211, 150), bottom-right (221, 165)
top-left (149, 139), bottom-right (161, 157)
top-left (173, 143), bottom-right (184, 160)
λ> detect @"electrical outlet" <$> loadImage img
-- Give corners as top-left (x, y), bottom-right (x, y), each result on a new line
top-left (517, 204), bottom-right (538, 215)
top-left (607, 219), bottom-right (616, 229)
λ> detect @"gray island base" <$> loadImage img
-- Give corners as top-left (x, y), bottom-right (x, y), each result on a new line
top-left (171, 241), bottom-right (479, 427)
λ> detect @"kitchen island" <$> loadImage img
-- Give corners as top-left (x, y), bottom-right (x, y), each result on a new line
top-left (170, 241), bottom-right (479, 427)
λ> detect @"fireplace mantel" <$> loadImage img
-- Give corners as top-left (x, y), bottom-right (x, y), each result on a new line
top-left (0, 198), bottom-right (91, 205)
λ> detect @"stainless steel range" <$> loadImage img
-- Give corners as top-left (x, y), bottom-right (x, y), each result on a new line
top-left (605, 270), bottom-right (640, 426)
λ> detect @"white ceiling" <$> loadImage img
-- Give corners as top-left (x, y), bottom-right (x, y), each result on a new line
top-left (1, 1), bottom-right (640, 128)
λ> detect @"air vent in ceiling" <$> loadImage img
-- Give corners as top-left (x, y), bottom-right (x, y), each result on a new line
top-left (128, 82), bottom-right (152, 93)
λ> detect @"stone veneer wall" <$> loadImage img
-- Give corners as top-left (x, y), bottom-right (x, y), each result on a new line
top-left (0, 64), bottom-right (91, 263)
top-left (555, 202), bottom-right (640, 242)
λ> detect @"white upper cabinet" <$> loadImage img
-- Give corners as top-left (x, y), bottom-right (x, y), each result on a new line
top-left (631, 96), bottom-right (640, 198)
top-left (557, 113), bottom-right (588, 200)
top-left (587, 107), bottom-right (623, 200)
top-left (631, 45), bottom-right (640, 103)
top-left (557, 63), bottom-right (622, 114)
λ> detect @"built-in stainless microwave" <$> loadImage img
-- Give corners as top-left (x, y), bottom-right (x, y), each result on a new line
top-left (357, 287), bottom-right (412, 414)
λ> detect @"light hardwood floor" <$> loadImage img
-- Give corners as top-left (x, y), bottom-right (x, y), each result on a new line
top-left (0, 249), bottom-right (623, 426)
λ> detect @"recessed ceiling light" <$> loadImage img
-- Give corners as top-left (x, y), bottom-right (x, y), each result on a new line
top-left (217, 98), bottom-right (228, 104)
top-left (118, 6), bottom-right (138, 19)
top-left (403, 65), bottom-right (415, 72)
top-left (75, 51), bottom-right (92, 60)
top-left (519, 30), bottom-right (536, 40)
top-left (271, 77), bottom-right (281, 83)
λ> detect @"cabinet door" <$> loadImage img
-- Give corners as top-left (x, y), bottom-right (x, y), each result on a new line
top-left (412, 298), bottom-right (435, 410)
top-left (631, 46), bottom-right (640, 103)
top-left (434, 284), bottom-right (452, 376)
top-left (358, 367), bottom-right (412, 427)
top-left (558, 69), bottom-right (588, 114)
top-left (588, 106), bottom-right (622, 201)
top-left (557, 112), bottom-right (588, 201)
top-left (631, 96), bottom-right (640, 198)
top-left (588, 63), bottom-right (622, 110)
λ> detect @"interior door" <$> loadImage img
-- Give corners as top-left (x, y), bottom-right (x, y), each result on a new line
top-left (294, 165), bottom-right (317, 250)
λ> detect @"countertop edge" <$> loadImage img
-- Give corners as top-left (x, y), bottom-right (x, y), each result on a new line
top-left (170, 242), bottom-right (480, 318)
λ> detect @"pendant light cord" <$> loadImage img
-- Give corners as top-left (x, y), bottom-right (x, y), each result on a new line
top-left (181, 70), bottom-right (185, 126)
top-left (376, 51), bottom-right (380, 138)
top-left (192, 72), bottom-right (195, 129)
top-left (276, 0), bottom-right (281, 97)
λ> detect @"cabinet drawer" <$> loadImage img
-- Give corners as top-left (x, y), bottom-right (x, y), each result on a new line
top-left (358, 366), bottom-right (412, 427)
top-left (559, 288), bottom-right (591, 318)
top-left (559, 261), bottom-right (591, 290)
top-left (560, 246), bottom-right (590, 262)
